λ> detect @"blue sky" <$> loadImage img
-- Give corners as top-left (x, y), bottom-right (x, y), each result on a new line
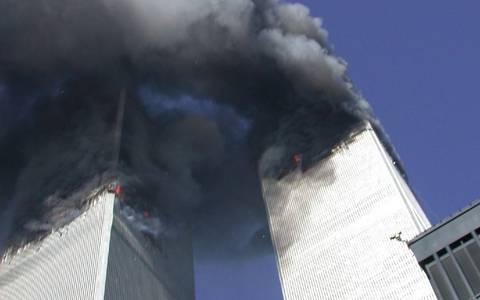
top-left (196, 1), bottom-right (480, 299)
top-left (300, 0), bottom-right (480, 222)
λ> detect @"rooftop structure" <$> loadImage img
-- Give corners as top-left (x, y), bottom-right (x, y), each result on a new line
top-left (409, 199), bottom-right (480, 299)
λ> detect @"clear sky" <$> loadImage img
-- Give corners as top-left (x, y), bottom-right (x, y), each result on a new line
top-left (300, 0), bottom-right (480, 223)
top-left (196, 1), bottom-right (480, 299)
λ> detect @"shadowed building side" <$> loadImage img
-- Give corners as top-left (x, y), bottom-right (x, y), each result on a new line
top-left (105, 201), bottom-right (194, 300)
top-left (0, 190), bottom-right (194, 300)
top-left (261, 122), bottom-right (437, 299)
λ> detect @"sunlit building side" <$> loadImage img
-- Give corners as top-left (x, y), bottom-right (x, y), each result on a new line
top-left (0, 190), bottom-right (194, 300)
top-left (261, 122), bottom-right (437, 299)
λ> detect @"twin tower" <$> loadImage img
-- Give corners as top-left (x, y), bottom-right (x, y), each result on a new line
top-left (0, 122), bottom-right (437, 299)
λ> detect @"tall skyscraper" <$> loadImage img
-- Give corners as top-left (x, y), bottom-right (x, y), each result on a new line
top-left (261, 122), bottom-right (437, 299)
top-left (0, 189), bottom-right (194, 300)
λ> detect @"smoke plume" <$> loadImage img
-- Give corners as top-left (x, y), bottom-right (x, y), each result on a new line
top-left (0, 0), bottom-right (377, 256)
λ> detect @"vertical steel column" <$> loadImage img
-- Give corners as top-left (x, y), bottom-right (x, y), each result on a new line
top-left (472, 231), bottom-right (480, 248)
top-left (434, 253), bottom-right (460, 300)
top-left (446, 246), bottom-right (475, 298)
top-left (461, 240), bottom-right (480, 283)
top-left (425, 264), bottom-right (445, 300)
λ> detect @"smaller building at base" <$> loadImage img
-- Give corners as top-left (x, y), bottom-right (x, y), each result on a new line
top-left (409, 199), bottom-right (480, 300)
top-left (0, 190), bottom-right (194, 300)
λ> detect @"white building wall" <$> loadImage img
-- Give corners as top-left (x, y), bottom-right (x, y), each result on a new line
top-left (261, 123), bottom-right (437, 300)
top-left (0, 191), bottom-right (194, 300)
top-left (0, 192), bottom-right (114, 300)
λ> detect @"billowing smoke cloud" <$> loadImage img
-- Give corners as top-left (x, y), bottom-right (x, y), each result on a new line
top-left (0, 0), bottom-right (378, 256)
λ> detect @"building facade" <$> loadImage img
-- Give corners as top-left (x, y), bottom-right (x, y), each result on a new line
top-left (409, 199), bottom-right (480, 300)
top-left (261, 122), bottom-right (437, 299)
top-left (0, 190), bottom-right (194, 300)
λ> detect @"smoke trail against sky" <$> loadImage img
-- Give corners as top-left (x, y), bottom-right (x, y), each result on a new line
top-left (0, 0), bottom-right (379, 256)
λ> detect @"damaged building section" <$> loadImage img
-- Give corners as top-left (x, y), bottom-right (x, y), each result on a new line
top-left (260, 122), bottom-right (436, 299)
top-left (0, 190), bottom-right (194, 300)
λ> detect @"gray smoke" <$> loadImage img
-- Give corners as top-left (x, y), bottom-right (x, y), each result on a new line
top-left (0, 0), bottom-right (377, 256)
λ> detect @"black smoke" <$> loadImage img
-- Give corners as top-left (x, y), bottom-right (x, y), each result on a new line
top-left (0, 0), bottom-right (376, 256)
